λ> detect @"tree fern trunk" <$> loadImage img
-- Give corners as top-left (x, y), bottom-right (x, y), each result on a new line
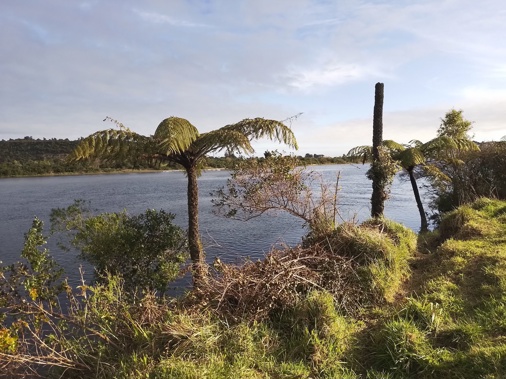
top-left (408, 166), bottom-right (428, 232)
top-left (186, 163), bottom-right (206, 286)
top-left (371, 82), bottom-right (385, 218)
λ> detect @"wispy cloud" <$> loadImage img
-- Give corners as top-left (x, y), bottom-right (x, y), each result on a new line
top-left (287, 62), bottom-right (375, 90)
top-left (134, 9), bottom-right (210, 28)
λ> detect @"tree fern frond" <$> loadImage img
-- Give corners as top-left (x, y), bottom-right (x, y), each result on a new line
top-left (68, 129), bottom-right (147, 161)
top-left (455, 138), bottom-right (480, 151)
top-left (422, 164), bottom-right (451, 183)
top-left (396, 147), bottom-right (425, 168)
top-left (223, 118), bottom-right (298, 150)
top-left (103, 116), bottom-right (129, 131)
top-left (191, 128), bottom-right (254, 157)
top-left (382, 140), bottom-right (405, 152)
top-left (154, 117), bottom-right (200, 155)
top-left (422, 136), bottom-right (479, 156)
top-left (408, 139), bottom-right (424, 148)
top-left (346, 145), bottom-right (371, 157)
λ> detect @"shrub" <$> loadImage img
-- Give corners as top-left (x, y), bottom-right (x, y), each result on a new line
top-left (51, 200), bottom-right (188, 294)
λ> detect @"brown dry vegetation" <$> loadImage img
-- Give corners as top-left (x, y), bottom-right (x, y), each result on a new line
top-left (185, 219), bottom-right (415, 324)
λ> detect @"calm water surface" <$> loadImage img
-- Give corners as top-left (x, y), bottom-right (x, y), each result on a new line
top-left (0, 165), bottom-right (427, 287)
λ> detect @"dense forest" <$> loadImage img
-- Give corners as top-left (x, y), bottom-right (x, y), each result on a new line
top-left (0, 136), bottom-right (352, 177)
top-left (0, 137), bottom-right (83, 176)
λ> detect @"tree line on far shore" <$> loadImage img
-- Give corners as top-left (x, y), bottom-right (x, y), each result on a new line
top-left (0, 136), bottom-right (354, 177)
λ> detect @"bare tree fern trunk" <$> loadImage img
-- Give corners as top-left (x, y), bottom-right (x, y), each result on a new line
top-left (408, 166), bottom-right (428, 232)
top-left (186, 164), bottom-right (207, 286)
top-left (371, 82), bottom-right (385, 218)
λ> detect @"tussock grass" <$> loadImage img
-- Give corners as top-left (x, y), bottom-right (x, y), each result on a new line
top-left (3, 199), bottom-right (506, 378)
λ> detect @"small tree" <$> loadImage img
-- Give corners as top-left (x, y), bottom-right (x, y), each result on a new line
top-left (421, 109), bottom-right (479, 215)
top-left (69, 116), bottom-right (298, 285)
top-left (212, 152), bottom-right (340, 239)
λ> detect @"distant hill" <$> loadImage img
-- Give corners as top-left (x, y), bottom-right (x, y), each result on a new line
top-left (0, 137), bottom-right (78, 163)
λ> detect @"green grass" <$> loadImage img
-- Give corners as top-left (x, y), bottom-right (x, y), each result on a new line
top-left (3, 198), bottom-right (506, 378)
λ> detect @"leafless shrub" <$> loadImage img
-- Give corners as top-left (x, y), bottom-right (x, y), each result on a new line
top-left (186, 242), bottom-right (375, 323)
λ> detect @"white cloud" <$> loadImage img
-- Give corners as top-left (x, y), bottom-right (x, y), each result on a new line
top-left (287, 62), bottom-right (378, 91)
top-left (134, 9), bottom-right (210, 28)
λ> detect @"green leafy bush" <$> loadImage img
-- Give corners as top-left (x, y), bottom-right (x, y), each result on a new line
top-left (51, 200), bottom-right (188, 293)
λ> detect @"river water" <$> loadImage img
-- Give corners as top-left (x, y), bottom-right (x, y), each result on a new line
top-left (0, 164), bottom-right (428, 287)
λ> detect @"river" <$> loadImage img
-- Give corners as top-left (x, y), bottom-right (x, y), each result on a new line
top-left (0, 164), bottom-right (428, 287)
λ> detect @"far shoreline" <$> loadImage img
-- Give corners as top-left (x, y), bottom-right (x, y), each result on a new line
top-left (0, 162), bottom-right (353, 180)
top-left (0, 167), bottom-right (233, 179)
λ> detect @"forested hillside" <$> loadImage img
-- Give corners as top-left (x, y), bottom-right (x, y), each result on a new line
top-left (0, 137), bottom-right (78, 163)
top-left (0, 137), bottom-right (86, 177)
top-left (0, 136), bottom-right (351, 178)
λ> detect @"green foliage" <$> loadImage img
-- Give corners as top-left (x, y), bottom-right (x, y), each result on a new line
top-left (1, 218), bottom-right (66, 306)
top-left (213, 151), bottom-right (339, 238)
top-left (0, 137), bottom-right (164, 176)
top-left (50, 200), bottom-right (188, 293)
top-left (420, 109), bottom-right (480, 218)
top-left (4, 199), bottom-right (506, 378)
top-left (437, 109), bottom-right (473, 139)
top-left (70, 116), bottom-right (298, 170)
top-left (366, 147), bottom-right (399, 190)
top-left (0, 137), bottom-right (78, 163)
top-left (448, 141), bottom-right (506, 202)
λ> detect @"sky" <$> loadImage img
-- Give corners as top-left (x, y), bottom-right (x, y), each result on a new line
top-left (1, 0), bottom-right (505, 156)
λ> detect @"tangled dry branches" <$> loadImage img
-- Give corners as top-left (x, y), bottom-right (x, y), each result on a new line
top-left (187, 242), bottom-right (378, 323)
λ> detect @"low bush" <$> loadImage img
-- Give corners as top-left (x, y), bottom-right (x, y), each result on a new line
top-left (50, 200), bottom-right (188, 294)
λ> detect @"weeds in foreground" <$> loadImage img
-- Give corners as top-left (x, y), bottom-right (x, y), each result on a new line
top-left (2, 199), bottom-right (506, 378)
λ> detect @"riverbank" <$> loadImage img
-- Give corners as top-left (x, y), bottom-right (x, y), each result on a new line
top-left (2, 198), bottom-right (505, 378)
top-left (0, 167), bottom-right (234, 179)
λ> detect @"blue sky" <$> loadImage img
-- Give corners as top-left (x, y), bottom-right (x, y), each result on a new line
top-left (1, 0), bottom-right (505, 156)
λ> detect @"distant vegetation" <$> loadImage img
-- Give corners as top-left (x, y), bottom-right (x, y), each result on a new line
top-left (0, 136), bottom-right (351, 178)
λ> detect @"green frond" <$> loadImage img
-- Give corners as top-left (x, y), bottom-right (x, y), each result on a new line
top-left (422, 136), bottom-right (479, 156)
top-left (454, 138), bottom-right (480, 151)
top-left (191, 128), bottom-right (254, 157)
top-left (68, 129), bottom-right (148, 161)
top-left (422, 164), bottom-right (451, 183)
top-left (396, 147), bottom-right (425, 168)
top-left (382, 140), bottom-right (405, 153)
top-left (222, 117), bottom-right (298, 150)
top-left (347, 145), bottom-right (371, 157)
top-left (154, 117), bottom-right (200, 155)
top-left (346, 145), bottom-right (371, 165)
top-left (408, 139), bottom-right (424, 148)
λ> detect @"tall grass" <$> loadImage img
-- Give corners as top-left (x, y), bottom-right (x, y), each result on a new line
top-left (3, 199), bottom-right (506, 378)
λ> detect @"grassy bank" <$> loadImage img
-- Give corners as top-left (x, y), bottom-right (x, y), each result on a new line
top-left (2, 198), bottom-right (506, 378)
